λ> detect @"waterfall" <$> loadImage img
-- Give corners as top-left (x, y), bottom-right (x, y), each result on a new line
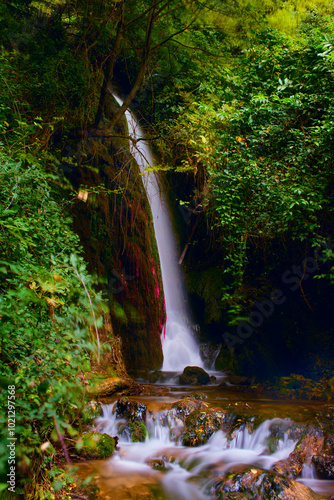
top-left (113, 94), bottom-right (203, 371)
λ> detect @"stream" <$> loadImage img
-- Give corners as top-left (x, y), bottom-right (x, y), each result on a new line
top-left (75, 97), bottom-right (334, 499)
top-left (76, 384), bottom-right (334, 499)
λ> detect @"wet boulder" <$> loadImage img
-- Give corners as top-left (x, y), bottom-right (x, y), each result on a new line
top-left (312, 432), bottom-right (334, 478)
top-left (182, 407), bottom-right (226, 447)
top-left (171, 398), bottom-right (226, 446)
top-left (76, 432), bottom-right (115, 459)
top-left (212, 466), bottom-right (320, 500)
top-left (273, 426), bottom-right (324, 478)
top-left (179, 366), bottom-right (210, 386)
top-left (270, 421), bottom-right (306, 444)
top-left (115, 397), bottom-right (147, 422)
top-left (115, 398), bottom-right (148, 442)
top-left (172, 398), bottom-right (204, 419)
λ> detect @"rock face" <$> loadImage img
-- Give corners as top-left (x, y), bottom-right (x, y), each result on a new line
top-left (179, 366), bottom-right (210, 385)
top-left (70, 93), bottom-right (165, 373)
top-left (212, 467), bottom-right (320, 500)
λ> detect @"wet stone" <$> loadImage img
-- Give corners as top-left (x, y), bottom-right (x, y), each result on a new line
top-left (270, 421), bottom-right (306, 443)
top-left (273, 425), bottom-right (324, 479)
top-left (183, 408), bottom-right (226, 447)
top-left (179, 366), bottom-right (210, 385)
top-left (212, 466), bottom-right (320, 500)
top-left (146, 459), bottom-right (169, 471)
top-left (77, 432), bottom-right (115, 460)
top-left (115, 398), bottom-right (147, 422)
top-left (312, 454), bottom-right (334, 479)
top-left (172, 398), bottom-right (204, 418)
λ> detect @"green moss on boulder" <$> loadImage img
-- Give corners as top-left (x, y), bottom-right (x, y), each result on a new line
top-left (129, 421), bottom-right (147, 442)
top-left (77, 432), bottom-right (115, 459)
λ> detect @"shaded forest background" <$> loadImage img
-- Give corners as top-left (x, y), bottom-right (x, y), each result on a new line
top-left (1, 0), bottom-right (334, 496)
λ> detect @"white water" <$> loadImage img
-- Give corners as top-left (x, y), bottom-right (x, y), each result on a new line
top-left (113, 94), bottom-right (203, 371)
top-left (94, 404), bottom-right (299, 499)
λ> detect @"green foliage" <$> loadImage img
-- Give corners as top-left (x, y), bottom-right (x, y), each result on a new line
top-left (152, 14), bottom-right (334, 322)
top-left (0, 151), bottom-right (106, 492)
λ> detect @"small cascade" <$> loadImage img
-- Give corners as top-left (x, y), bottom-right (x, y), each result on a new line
top-left (228, 420), bottom-right (274, 452)
top-left (301, 463), bottom-right (317, 479)
top-left (113, 94), bottom-right (204, 372)
top-left (95, 403), bottom-right (131, 442)
top-left (90, 406), bottom-right (304, 499)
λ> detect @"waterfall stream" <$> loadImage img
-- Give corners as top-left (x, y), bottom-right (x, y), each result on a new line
top-left (113, 94), bottom-right (203, 371)
top-left (80, 96), bottom-right (334, 500)
top-left (81, 400), bottom-right (334, 500)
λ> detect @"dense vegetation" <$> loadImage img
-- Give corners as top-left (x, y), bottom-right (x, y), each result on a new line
top-left (1, 0), bottom-right (334, 496)
top-left (144, 7), bottom-right (334, 378)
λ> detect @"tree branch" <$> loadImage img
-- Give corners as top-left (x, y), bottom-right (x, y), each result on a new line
top-left (101, 0), bottom-right (157, 134)
top-left (94, 1), bottom-right (125, 128)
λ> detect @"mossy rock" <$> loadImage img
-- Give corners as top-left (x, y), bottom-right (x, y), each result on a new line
top-left (77, 432), bottom-right (115, 459)
top-left (183, 408), bottom-right (225, 446)
top-left (129, 420), bottom-right (147, 442)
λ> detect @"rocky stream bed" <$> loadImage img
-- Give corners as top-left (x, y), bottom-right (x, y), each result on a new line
top-left (74, 371), bottom-right (334, 500)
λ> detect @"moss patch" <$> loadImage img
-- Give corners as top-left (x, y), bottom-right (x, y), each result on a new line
top-left (77, 432), bottom-right (115, 459)
top-left (129, 420), bottom-right (147, 442)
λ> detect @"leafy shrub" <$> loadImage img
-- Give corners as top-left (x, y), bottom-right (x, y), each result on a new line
top-left (0, 152), bottom-right (106, 493)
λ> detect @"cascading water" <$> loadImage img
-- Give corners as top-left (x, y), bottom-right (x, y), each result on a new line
top-left (90, 404), bottom-right (301, 500)
top-left (113, 94), bottom-right (203, 371)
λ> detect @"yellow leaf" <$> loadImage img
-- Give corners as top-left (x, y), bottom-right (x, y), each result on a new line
top-left (200, 135), bottom-right (207, 143)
